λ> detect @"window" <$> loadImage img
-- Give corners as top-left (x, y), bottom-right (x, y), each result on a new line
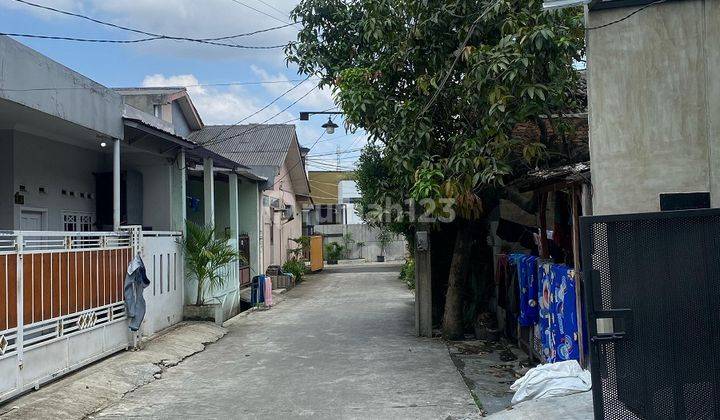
top-left (62, 211), bottom-right (95, 232)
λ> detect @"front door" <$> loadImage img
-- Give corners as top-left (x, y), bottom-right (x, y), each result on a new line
top-left (20, 210), bottom-right (43, 231)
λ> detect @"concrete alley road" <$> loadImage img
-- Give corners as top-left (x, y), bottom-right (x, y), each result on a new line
top-left (95, 263), bottom-right (479, 419)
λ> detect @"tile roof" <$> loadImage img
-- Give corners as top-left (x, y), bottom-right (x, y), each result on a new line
top-left (189, 124), bottom-right (297, 168)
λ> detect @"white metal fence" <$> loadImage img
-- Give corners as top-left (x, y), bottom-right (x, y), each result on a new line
top-left (0, 228), bottom-right (184, 403)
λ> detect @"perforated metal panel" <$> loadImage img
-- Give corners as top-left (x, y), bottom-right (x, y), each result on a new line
top-left (581, 209), bottom-right (720, 419)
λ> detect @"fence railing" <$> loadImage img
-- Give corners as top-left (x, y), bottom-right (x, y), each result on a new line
top-left (239, 265), bottom-right (251, 288)
top-left (0, 229), bottom-right (135, 402)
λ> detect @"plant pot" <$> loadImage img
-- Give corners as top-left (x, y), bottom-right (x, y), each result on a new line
top-left (376, 255), bottom-right (385, 262)
top-left (184, 303), bottom-right (224, 325)
top-left (327, 260), bottom-right (338, 265)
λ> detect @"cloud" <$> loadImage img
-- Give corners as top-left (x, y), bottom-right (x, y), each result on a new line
top-left (1, 0), bottom-right (301, 61)
top-left (250, 65), bottom-right (335, 110)
top-left (142, 73), bottom-right (288, 125)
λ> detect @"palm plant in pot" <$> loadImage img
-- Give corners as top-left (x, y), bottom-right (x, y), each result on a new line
top-left (182, 221), bottom-right (240, 322)
top-left (376, 229), bottom-right (392, 262)
top-left (324, 242), bottom-right (344, 265)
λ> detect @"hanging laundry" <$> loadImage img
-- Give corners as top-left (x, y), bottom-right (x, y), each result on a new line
top-left (517, 255), bottom-right (539, 327)
top-left (552, 266), bottom-right (579, 362)
top-left (251, 275), bottom-right (265, 305)
top-left (124, 253), bottom-right (150, 332)
top-left (538, 262), bottom-right (556, 362)
top-left (264, 276), bottom-right (273, 307)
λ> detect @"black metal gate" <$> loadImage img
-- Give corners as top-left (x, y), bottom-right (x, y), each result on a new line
top-left (580, 209), bottom-right (720, 420)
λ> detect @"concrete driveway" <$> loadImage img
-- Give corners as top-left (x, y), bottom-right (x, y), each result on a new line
top-left (95, 263), bottom-right (479, 419)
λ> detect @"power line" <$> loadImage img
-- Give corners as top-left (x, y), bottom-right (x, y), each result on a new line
top-left (586, 0), bottom-right (665, 30)
top-left (203, 84), bottom-right (320, 148)
top-left (0, 31), bottom-right (288, 49)
top-left (307, 148), bottom-right (363, 157)
top-left (270, 132), bottom-right (326, 189)
top-left (253, 0), bottom-right (292, 22)
top-left (0, 78), bottom-right (320, 93)
top-left (198, 77), bottom-right (312, 147)
top-left (228, 0), bottom-right (292, 26)
top-left (11, 0), bottom-right (293, 48)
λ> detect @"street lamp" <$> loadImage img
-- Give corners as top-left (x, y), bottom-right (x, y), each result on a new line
top-left (321, 117), bottom-right (339, 135)
top-left (299, 111), bottom-right (343, 134)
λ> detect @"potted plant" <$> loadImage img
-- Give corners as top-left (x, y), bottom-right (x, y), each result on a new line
top-left (182, 221), bottom-right (239, 324)
top-left (356, 241), bottom-right (366, 259)
top-left (342, 232), bottom-right (355, 259)
top-left (376, 229), bottom-right (392, 262)
top-left (324, 242), bottom-right (344, 265)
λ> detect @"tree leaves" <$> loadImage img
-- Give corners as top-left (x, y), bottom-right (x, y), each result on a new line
top-left (288, 0), bottom-right (585, 228)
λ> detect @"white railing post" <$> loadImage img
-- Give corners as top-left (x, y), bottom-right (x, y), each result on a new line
top-left (15, 233), bottom-right (24, 369)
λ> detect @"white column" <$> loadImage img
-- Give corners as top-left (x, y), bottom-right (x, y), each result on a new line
top-left (229, 173), bottom-right (239, 240)
top-left (203, 157), bottom-right (215, 228)
top-left (229, 173), bottom-right (240, 281)
top-left (172, 150), bottom-right (187, 234)
top-left (113, 138), bottom-right (121, 231)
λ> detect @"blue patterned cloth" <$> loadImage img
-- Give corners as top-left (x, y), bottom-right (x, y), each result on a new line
top-left (536, 263), bottom-right (580, 363)
top-left (513, 254), bottom-right (539, 327)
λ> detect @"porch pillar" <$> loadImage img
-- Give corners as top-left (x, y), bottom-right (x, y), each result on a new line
top-left (203, 157), bottom-right (215, 228)
top-left (229, 173), bottom-right (240, 278)
top-left (171, 150), bottom-right (187, 234)
top-left (113, 138), bottom-right (121, 231)
top-left (229, 173), bottom-right (239, 241)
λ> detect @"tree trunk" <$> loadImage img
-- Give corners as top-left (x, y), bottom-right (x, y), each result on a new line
top-left (196, 279), bottom-right (203, 306)
top-left (442, 226), bottom-right (472, 340)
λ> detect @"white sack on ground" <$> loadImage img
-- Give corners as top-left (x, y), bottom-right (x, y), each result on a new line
top-left (510, 360), bottom-right (591, 405)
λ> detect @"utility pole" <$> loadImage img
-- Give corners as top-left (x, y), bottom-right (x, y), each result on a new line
top-left (415, 228), bottom-right (432, 337)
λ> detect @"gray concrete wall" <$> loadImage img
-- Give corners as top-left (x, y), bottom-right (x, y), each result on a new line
top-left (0, 36), bottom-right (123, 139)
top-left (587, 0), bottom-right (719, 214)
top-left (172, 102), bottom-right (191, 138)
top-left (314, 224), bottom-right (407, 261)
top-left (0, 130), bottom-right (14, 230)
top-left (12, 130), bottom-right (105, 230)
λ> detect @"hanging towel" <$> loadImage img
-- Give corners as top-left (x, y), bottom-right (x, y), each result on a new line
top-left (552, 265), bottom-right (579, 362)
top-left (124, 253), bottom-right (150, 332)
top-left (538, 262), bottom-right (556, 362)
top-left (264, 275), bottom-right (273, 307)
top-left (517, 255), bottom-right (539, 326)
top-left (251, 275), bottom-right (265, 305)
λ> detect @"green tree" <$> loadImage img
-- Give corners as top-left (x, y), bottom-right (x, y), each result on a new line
top-left (287, 0), bottom-right (584, 338)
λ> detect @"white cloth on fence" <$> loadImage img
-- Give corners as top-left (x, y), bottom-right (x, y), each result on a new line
top-left (510, 360), bottom-right (591, 405)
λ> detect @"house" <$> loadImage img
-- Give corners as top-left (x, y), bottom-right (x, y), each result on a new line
top-left (190, 124), bottom-right (312, 270)
top-left (546, 0), bottom-right (720, 214)
top-left (0, 35), bottom-right (262, 402)
top-left (114, 87), bottom-right (267, 318)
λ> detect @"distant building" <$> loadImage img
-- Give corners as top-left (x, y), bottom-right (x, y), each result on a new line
top-left (306, 171), bottom-right (359, 229)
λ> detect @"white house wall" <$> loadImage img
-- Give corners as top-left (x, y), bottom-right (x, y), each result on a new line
top-left (11, 130), bottom-right (106, 231)
top-left (262, 160), bottom-right (303, 269)
top-left (134, 163), bottom-right (173, 231)
top-left (0, 130), bottom-right (14, 229)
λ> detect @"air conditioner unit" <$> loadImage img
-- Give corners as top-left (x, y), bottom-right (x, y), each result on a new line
top-left (282, 205), bottom-right (294, 221)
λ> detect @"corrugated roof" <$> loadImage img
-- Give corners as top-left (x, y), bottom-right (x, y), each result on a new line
top-left (189, 124), bottom-right (296, 168)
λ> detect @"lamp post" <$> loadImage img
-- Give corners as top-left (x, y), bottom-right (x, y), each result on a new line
top-left (299, 111), bottom-right (343, 134)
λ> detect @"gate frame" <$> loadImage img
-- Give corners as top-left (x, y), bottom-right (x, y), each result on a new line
top-left (580, 207), bottom-right (720, 419)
